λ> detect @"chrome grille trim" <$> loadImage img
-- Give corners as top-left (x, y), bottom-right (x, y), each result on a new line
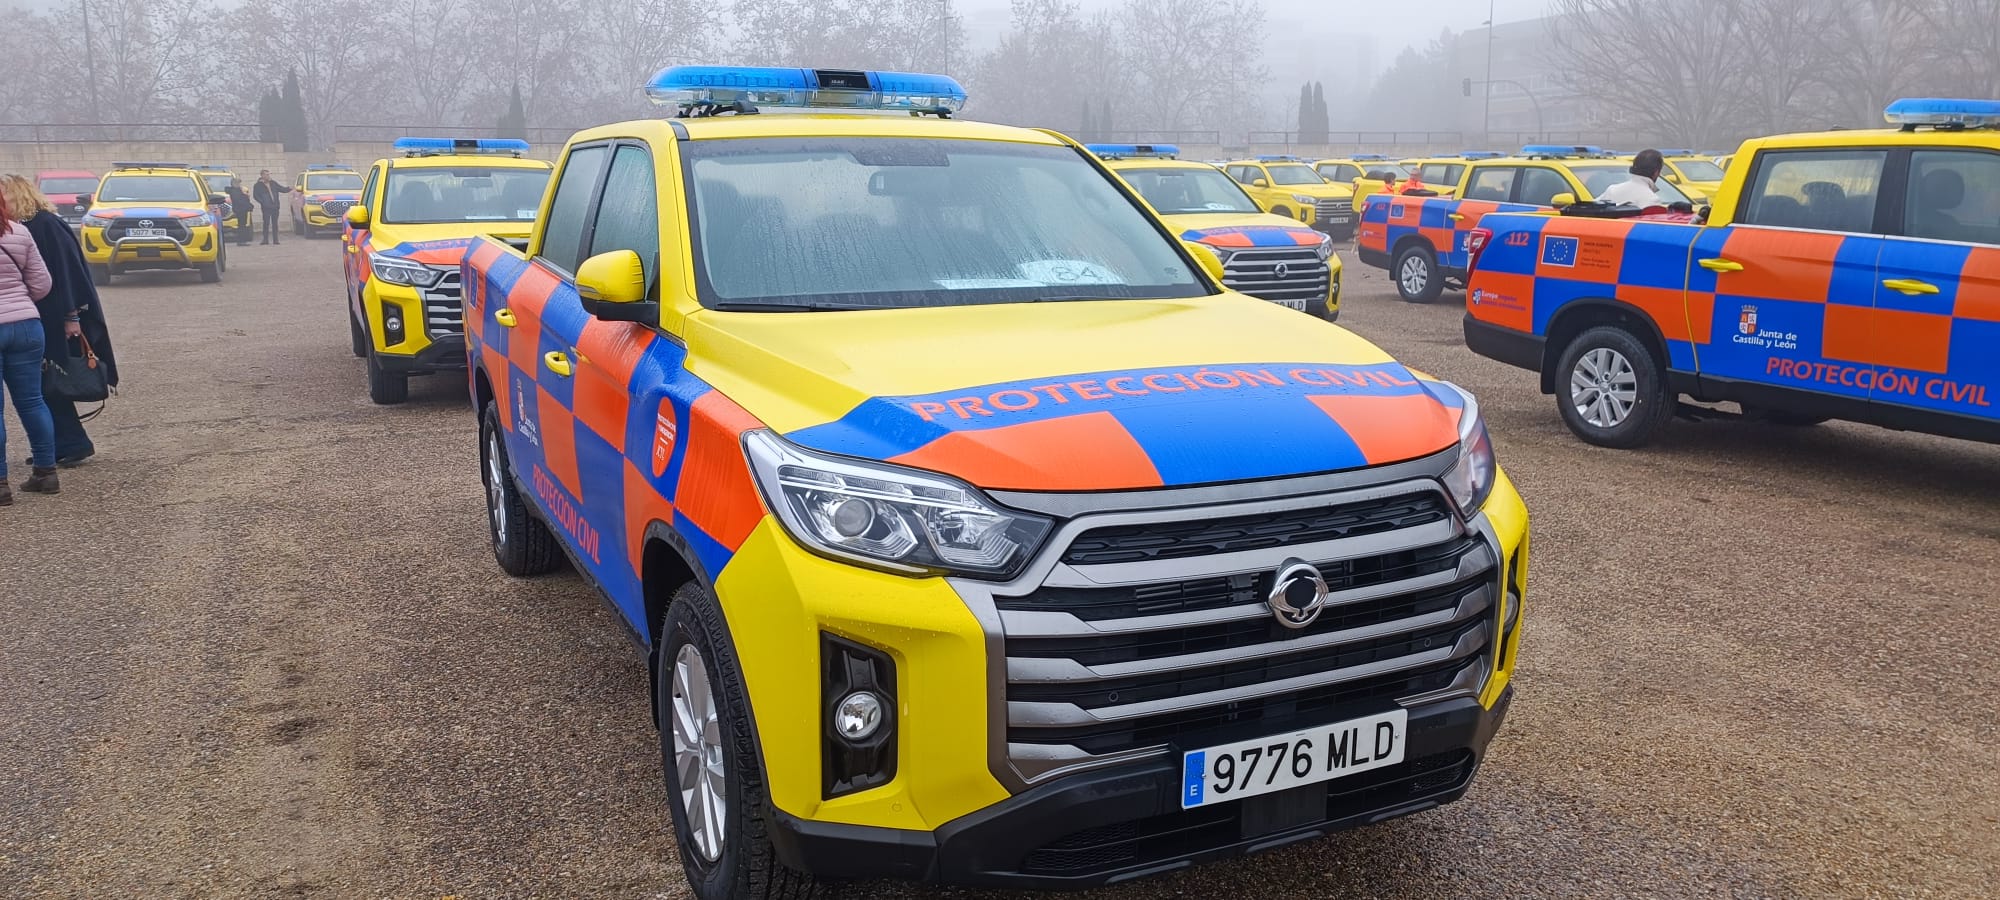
top-left (319, 199), bottom-right (356, 217)
top-left (1317, 197), bottom-right (1354, 218)
top-left (421, 269), bottom-right (464, 337)
top-left (1220, 247), bottom-right (1329, 305)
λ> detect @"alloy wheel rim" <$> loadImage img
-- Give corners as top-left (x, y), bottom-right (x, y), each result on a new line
top-left (1570, 347), bottom-right (1640, 428)
top-left (485, 430), bottom-right (507, 544)
top-left (672, 644), bottom-right (727, 862)
top-left (1399, 256), bottom-right (1427, 295)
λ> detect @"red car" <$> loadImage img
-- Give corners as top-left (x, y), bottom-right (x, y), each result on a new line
top-left (37, 169), bottom-right (99, 227)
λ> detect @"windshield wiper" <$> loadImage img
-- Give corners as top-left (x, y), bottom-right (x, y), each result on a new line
top-left (707, 301), bottom-right (868, 312)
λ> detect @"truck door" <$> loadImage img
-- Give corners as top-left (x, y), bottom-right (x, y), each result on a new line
top-left (1870, 148), bottom-right (2000, 420)
top-left (1688, 148), bottom-right (1889, 406)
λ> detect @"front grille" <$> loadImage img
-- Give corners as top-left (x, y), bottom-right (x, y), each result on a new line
top-left (421, 270), bottom-right (464, 337)
top-left (1019, 749), bottom-right (1474, 875)
top-left (999, 484), bottom-right (1497, 772)
top-left (319, 199), bottom-right (355, 218)
top-left (1220, 248), bottom-right (1331, 306)
top-left (1317, 198), bottom-right (1354, 221)
top-left (105, 218), bottom-right (189, 242)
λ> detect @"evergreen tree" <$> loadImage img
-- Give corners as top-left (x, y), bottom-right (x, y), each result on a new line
top-left (280, 70), bottom-right (308, 152)
top-left (1297, 83), bottom-right (1312, 141)
top-left (1310, 81), bottom-right (1329, 144)
top-left (497, 82), bottom-right (528, 140)
top-left (257, 90), bottom-right (280, 144)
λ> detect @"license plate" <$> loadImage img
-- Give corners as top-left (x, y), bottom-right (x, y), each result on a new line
top-left (1278, 299), bottom-right (1307, 311)
top-left (1326, 215), bottom-right (1353, 225)
top-left (1180, 709), bottom-right (1406, 809)
top-left (125, 228), bottom-right (165, 238)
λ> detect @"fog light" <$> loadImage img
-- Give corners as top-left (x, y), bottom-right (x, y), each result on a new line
top-left (835, 691), bottom-right (883, 741)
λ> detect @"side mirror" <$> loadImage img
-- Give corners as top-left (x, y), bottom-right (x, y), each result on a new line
top-left (577, 249), bottom-right (658, 323)
top-left (1697, 205), bottom-right (1712, 223)
top-left (345, 206), bottom-right (370, 228)
top-left (1182, 241), bottom-right (1227, 284)
top-left (210, 192), bottom-right (228, 204)
top-left (1252, 178), bottom-right (1268, 188)
top-left (1665, 173), bottom-right (1682, 184)
top-left (1550, 192), bottom-right (1577, 209)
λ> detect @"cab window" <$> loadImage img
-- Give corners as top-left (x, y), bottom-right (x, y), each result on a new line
top-left (1739, 149), bottom-right (1886, 233)
top-left (1227, 165), bottom-right (1259, 185)
top-left (1317, 164), bottom-right (1362, 182)
top-left (1903, 150), bottom-right (2000, 246)
top-left (586, 145), bottom-right (660, 288)
top-left (1418, 163), bottom-right (1465, 187)
top-left (537, 145), bottom-right (610, 274)
top-left (1517, 167), bottom-right (1573, 206)
top-left (1463, 167), bottom-right (1517, 202)
top-left (361, 167), bottom-right (379, 209)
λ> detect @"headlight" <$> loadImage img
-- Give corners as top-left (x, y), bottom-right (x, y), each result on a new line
top-left (369, 254), bottom-right (444, 288)
top-left (1201, 242), bottom-right (1237, 267)
top-left (81, 213), bottom-right (113, 227)
top-left (744, 430), bottom-right (1052, 578)
top-left (1314, 232), bottom-right (1334, 261)
top-left (1437, 383), bottom-right (1496, 515)
top-left (186, 213), bottom-right (214, 227)
top-left (1292, 193), bottom-right (1319, 205)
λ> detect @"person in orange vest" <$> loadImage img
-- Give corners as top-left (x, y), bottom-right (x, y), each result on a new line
top-left (1396, 171), bottom-right (1427, 195)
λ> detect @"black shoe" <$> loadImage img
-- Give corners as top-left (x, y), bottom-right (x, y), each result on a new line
top-left (260, 240), bottom-right (269, 245)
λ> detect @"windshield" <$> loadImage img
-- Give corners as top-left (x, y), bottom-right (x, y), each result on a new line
top-left (1569, 165), bottom-right (1693, 204)
top-left (1265, 164), bottom-right (1326, 186)
top-left (95, 175), bottom-right (201, 203)
top-left (382, 167), bottom-right (550, 224)
top-left (1362, 163), bottom-right (1411, 180)
top-left (202, 174), bottom-right (233, 190)
top-left (1118, 166), bottom-right (1261, 214)
top-left (684, 137), bottom-right (1208, 311)
top-left (39, 177), bottom-right (97, 194)
top-left (307, 173), bottom-right (363, 191)
top-left (1672, 159), bottom-right (1725, 182)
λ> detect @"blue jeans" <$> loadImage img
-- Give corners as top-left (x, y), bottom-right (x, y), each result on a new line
top-left (0, 318), bottom-right (55, 479)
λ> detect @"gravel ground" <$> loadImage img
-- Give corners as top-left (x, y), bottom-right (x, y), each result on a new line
top-left (1, 239), bottom-right (1995, 899)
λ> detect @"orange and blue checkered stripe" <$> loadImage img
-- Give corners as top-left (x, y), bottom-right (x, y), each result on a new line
top-left (463, 241), bottom-right (769, 630)
top-left (1178, 225), bottom-right (1323, 248)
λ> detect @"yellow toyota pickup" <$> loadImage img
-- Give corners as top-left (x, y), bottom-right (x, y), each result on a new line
top-left (77, 162), bottom-right (226, 285)
top-left (464, 65), bottom-right (1528, 896)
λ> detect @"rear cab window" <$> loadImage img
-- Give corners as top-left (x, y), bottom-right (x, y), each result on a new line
top-left (1739, 150), bottom-right (1888, 232)
top-left (1904, 149), bottom-right (2000, 245)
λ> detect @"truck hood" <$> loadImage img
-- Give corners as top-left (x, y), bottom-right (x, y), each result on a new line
top-left (687, 296), bottom-right (1465, 491)
top-left (366, 223), bottom-right (532, 265)
top-left (1166, 214), bottom-right (1327, 249)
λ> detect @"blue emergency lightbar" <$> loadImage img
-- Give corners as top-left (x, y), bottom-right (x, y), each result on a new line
top-left (1086, 143), bottom-right (1179, 159)
top-left (1520, 144), bottom-right (1605, 157)
top-left (1884, 97), bottom-right (2000, 130)
top-left (1654, 148), bottom-right (1696, 156)
top-left (1461, 150), bottom-right (1506, 159)
top-left (393, 137), bottom-right (531, 157)
top-left (112, 161), bottom-right (191, 170)
top-left (305, 163), bottom-right (352, 170)
top-left (1256, 154), bottom-right (1305, 162)
top-left (646, 66), bottom-right (966, 117)
top-left (1350, 153), bottom-right (1390, 161)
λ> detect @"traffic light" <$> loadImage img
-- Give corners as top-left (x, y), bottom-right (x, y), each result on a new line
top-left (1463, 78), bottom-right (1473, 97)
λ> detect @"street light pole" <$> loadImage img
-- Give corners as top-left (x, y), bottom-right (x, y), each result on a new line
top-left (1482, 0), bottom-right (1495, 142)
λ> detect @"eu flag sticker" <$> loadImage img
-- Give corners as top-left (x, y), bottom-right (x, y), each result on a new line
top-left (1541, 235), bottom-right (1579, 267)
top-left (1182, 751), bottom-right (1206, 807)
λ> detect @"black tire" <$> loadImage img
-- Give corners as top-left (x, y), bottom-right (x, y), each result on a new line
top-left (90, 264), bottom-right (111, 286)
top-left (217, 242), bottom-right (227, 273)
top-left (657, 581), bottom-right (826, 900)
top-left (479, 401), bottom-right (561, 576)
top-left (1742, 404), bottom-right (1828, 427)
top-left (198, 261), bottom-right (221, 283)
top-left (1392, 244), bottom-right (1443, 303)
top-left (366, 351), bottom-right (409, 405)
top-left (1555, 325), bottom-right (1674, 448)
top-left (1271, 205), bottom-right (1293, 221)
top-left (293, 214), bottom-right (305, 236)
top-left (348, 307), bottom-right (368, 358)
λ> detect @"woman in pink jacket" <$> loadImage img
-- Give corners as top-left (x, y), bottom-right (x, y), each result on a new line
top-left (0, 190), bottom-right (59, 504)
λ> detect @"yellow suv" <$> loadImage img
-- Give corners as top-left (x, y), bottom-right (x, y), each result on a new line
top-left (1320, 155), bottom-right (1409, 210)
top-left (1655, 150), bottom-right (1726, 201)
top-left (292, 164), bottom-right (366, 237)
top-left (340, 138), bottom-right (552, 403)
top-left (1221, 156), bottom-right (1356, 238)
top-left (1092, 144), bottom-right (1342, 319)
top-left (78, 162), bottom-right (226, 285)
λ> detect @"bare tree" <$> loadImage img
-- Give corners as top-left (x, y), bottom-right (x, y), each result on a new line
top-left (969, 0), bottom-right (1127, 129)
top-left (1549, 0), bottom-right (1750, 147)
top-left (381, 0), bottom-right (485, 127)
top-left (230, 0), bottom-right (387, 147)
top-left (1115, 0), bottom-right (1265, 136)
top-left (587, 0), bottom-right (717, 122)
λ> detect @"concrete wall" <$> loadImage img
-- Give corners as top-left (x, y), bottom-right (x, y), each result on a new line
top-left (0, 141), bottom-right (304, 181)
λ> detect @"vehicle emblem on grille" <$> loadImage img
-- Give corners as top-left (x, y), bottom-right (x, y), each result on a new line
top-left (138, 219), bottom-right (154, 227)
top-left (1273, 262), bottom-right (1291, 279)
top-left (1268, 559), bottom-right (1330, 629)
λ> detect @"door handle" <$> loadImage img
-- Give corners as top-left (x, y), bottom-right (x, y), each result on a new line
top-left (542, 351), bottom-right (572, 377)
top-left (494, 309), bottom-right (517, 328)
top-left (1447, 213), bottom-right (1466, 221)
top-left (345, 245), bottom-right (358, 254)
top-left (1881, 278), bottom-right (1939, 295)
top-left (1698, 258), bottom-right (1744, 272)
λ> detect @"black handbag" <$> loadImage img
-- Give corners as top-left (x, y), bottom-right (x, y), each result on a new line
top-left (43, 333), bottom-right (111, 403)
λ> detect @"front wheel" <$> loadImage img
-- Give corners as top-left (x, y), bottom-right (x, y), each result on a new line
top-left (1393, 244), bottom-right (1442, 303)
top-left (480, 401), bottom-right (561, 575)
top-left (348, 307), bottom-right (368, 358)
top-left (197, 260), bottom-right (221, 283)
top-left (658, 581), bottom-right (826, 900)
top-left (90, 264), bottom-right (111, 286)
top-left (1555, 325), bottom-right (1673, 448)
top-left (365, 351), bottom-right (409, 405)
top-left (293, 215), bottom-right (305, 236)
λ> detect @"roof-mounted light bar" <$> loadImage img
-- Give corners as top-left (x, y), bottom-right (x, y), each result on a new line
top-left (646, 66), bottom-right (967, 118)
top-left (112, 161), bottom-right (191, 170)
top-left (1520, 144), bottom-right (1606, 158)
top-left (1884, 97), bottom-right (2000, 131)
top-left (1350, 153), bottom-right (1390, 161)
top-left (1461, 150), bottom-right (1506, 159)
top-left (1086, 143), bottom-right (1180, 160)
top-left (392, 137), bottom-right (531, 157)
top-left (305, 163), bottom-right (354, 170)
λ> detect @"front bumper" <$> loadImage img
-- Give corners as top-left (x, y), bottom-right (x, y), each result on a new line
top-left (80, 226), bottom-right (220, 268)
top-left (1463, 313), bottom-right (1545, 375)
top-left (364, 278), bottom-right (466, 372)
top-left (771, 690), bottom-right (1510, 888)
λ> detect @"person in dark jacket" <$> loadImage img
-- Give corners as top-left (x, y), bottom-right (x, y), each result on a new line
top-left (253, 170), bottom-right (291, 244)
top-left (225, 180), bottom-right (253, 245)
top-left (3, 175), bottom-right (118, 467)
